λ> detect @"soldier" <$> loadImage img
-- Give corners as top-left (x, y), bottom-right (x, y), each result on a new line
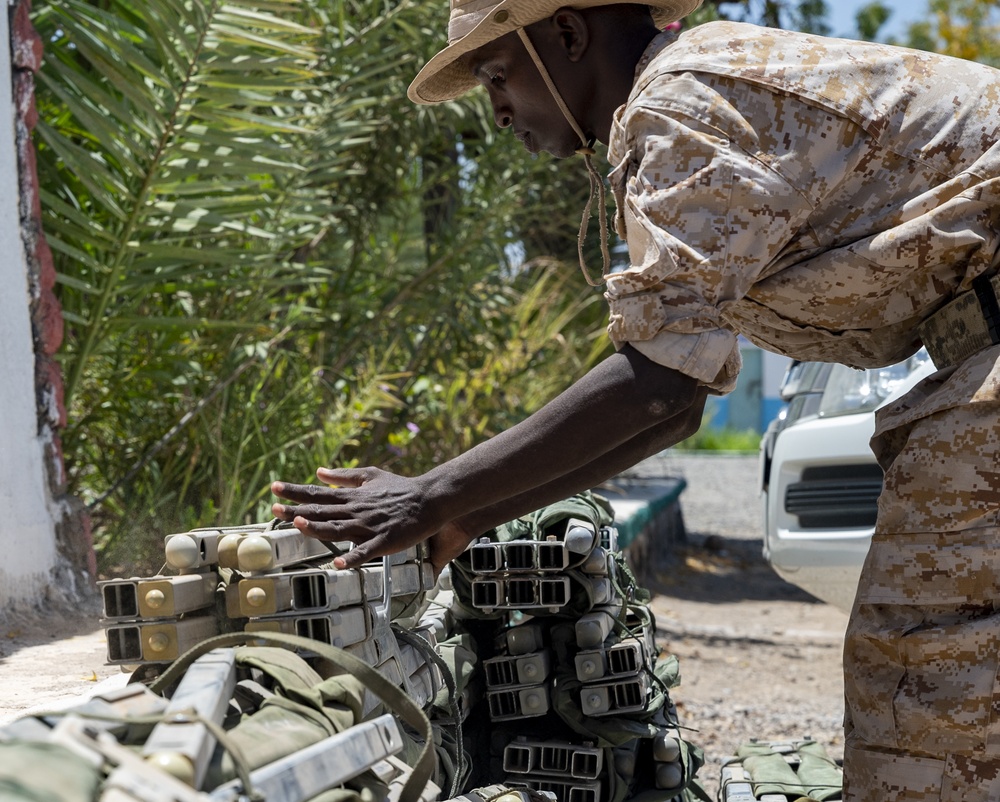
top-left (272, 1), bottom-right (1000, 799)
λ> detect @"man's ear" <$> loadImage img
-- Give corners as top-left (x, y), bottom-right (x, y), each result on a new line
top-left (548, 7), bottom-right (589, 62)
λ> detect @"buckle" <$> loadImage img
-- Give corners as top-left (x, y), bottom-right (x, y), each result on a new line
top-left (973, 270), bottom-right (1000, 346)
top-left (917, 272), bottom-right (1000, 370)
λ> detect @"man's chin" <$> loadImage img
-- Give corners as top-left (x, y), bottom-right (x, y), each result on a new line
top-left (538, 141), bottom-right (579, 159)
top-left (517, 132), bottom-right (578, 159)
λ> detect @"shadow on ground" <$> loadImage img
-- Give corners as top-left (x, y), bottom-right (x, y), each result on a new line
top-left (0, 594), bottom-right (103, 664)
top-left (640, 532), bottom-right (822, 606)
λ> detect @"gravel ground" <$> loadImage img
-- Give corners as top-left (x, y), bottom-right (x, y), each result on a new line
top-left (0, 451), bottom-right (848, 800)
top-left (624, 452), bottom-right (848, 798)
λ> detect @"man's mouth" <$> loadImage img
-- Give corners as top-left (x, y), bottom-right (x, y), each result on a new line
top-left (515, 130), bottom-right (537, 153)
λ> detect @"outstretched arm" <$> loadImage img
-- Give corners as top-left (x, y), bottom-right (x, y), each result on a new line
top-left (450, 383), bottom-right (706, 539)
top-left (272, 345), bottom-right (702, 571)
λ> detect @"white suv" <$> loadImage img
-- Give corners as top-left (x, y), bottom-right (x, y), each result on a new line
top-left (759, 350), bottom-right (936, 613)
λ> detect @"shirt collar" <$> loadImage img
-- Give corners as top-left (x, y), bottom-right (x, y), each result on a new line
top-left (633, 28), bottom-right (680, 85)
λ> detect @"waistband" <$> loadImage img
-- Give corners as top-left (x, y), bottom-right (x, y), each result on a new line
top-left (917, 272), bottom-right (1000, 370)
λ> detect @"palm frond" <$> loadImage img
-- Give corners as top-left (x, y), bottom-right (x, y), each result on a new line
top-left (36, 0), bottom-right (321, 407)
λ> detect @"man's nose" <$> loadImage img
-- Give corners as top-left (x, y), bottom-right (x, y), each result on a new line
top-left (492, 103), bottom-right (512, 129)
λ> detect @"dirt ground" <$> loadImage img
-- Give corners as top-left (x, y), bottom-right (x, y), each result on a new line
top-left (0, 454), bottom-right (849, 799)
top-left (648, 537), bottom-right (847, 796)
top-left (0, 596), bottom-right (121, 722)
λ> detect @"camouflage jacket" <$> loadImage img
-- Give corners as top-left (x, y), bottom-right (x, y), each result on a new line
top-left (605, 21), bottom-right (1000, 393)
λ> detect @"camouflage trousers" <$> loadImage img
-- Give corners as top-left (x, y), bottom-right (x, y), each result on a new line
top-left (843, 344), bottom-right (1000, 802)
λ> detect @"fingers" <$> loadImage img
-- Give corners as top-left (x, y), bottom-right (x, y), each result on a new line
top-left (271, 481), bottom-right (350, 504)
top-left (271, 502), bottom-right (352, 522)
top-left (333, 544), bottom-right (377, 570)
top-left (272, 465), bottom-right (375, 502)
top-left (286, 516), bottom-right (416, 572)
top-left (270, 465), bottom-right (417, 572)
top-left (291, 518), bottom-right (404, 570)
top-left (287, 516), bottom-right (375, 542)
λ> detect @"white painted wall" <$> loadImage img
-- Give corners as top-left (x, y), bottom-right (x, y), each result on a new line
top-left (0, 1), bottom-right (59, 610)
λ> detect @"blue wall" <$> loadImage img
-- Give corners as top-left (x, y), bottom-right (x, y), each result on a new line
top-left (702, 344), bottom-right (791, 434)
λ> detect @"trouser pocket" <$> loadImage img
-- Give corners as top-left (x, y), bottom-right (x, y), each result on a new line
top-left (844, 740), bottom-right (1000, 802)
top-left (893, 603), bottom-right (1000, 757)
top-left (846, 601), bottom-right (1000, 757)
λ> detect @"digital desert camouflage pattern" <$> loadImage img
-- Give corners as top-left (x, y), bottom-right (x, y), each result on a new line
top-left (604, 21), bottom-right (1000, 393)
top-left (843, 342), bottom-right (1000, 802)
top-left (601, 21), bottom-right (1000, 802)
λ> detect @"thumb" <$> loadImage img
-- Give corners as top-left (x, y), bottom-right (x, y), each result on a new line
top-left (316, 467), bottom-right (367, 487)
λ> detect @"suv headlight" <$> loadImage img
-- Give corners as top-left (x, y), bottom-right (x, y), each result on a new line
top-left (818, 350), bottom-right (933, 418)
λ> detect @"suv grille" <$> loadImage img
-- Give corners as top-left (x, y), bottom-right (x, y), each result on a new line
top-left (784, 464), bottom-right (884, 529)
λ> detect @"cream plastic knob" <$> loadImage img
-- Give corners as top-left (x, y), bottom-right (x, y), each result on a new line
top-left (653, 733), bottom-right (681, 763)
top-left (164, 535), bottom-right (199, 570)
top-left (238, 535), bottom-right (274, 571)
top-left (146, 752), bottom-right (195, 785)
top-left (217, 534), bottom-right (242, 569)
top-left (656, 762), bottom-right (683, 790)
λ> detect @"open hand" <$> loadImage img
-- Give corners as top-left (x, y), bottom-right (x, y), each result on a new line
top-left (271, 466), bottom-right (473, 576)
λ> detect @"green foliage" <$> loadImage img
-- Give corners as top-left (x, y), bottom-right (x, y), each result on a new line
top-left (789, 0), bottom-right (831, 35)
top-left (38, 0), bottom-right (610, 572)
top-left (693, 0), bottom-right (829, 32)
top-left (854, 1), bottom-right (893, 41)
top-left (902, 0), bottom-right (1000, 66)
top-left (824, 0), bottom-right (1000, 66)
top-left (66, 0), bottom-right (1000, 573)
top-left (675, 424), bottom-right (762, 453)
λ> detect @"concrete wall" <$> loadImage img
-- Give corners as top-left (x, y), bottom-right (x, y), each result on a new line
top-left (0, 0), bottom-right (93, 612)
top-left (0, 241), bottom-right (59, 607)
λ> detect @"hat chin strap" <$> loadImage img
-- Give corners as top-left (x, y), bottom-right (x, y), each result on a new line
top-left (517, 28), bottom-right (610, 287)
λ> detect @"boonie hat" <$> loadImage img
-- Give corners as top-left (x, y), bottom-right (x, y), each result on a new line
top-left (408, 0), bottom-right (703, 104)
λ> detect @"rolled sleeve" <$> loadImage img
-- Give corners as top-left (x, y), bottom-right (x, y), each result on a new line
top-left (605, 76), bottom-right (813, 393)
top-left (627, 328), bottom-right (741, 394)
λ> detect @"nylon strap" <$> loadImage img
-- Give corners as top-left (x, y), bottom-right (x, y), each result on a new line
top-left (973, 270), bottom-right (1000, 345)
top-left (516, 28), bottom-right (610, 287)
top-left (917, 271), bottom-right (1000, 369)
top-left (393, 625), bottom-right (465, 798)
top-left (149, 631), bottom-right (435, 802)
top-left (516, 29), bottom-right (588, 149)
